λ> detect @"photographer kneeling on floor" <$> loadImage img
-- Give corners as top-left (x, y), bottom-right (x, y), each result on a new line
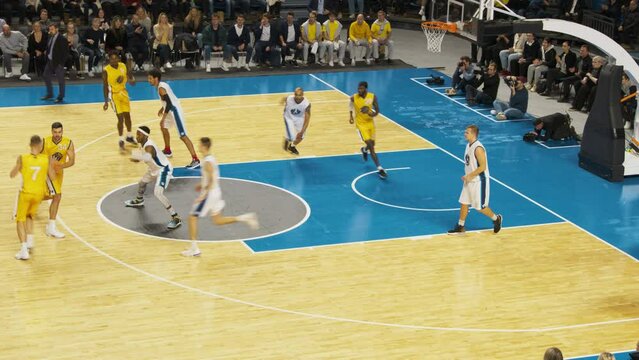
top-left (523, 112), bottom-right (580, 142)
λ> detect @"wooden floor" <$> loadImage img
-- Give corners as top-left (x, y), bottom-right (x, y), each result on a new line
top-left (2, 90), bottom-right (639, 359)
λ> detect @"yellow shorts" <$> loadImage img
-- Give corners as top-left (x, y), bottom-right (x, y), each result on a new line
top-left (111, 91), bottom-right (131, 114)
top-left (46, 174), bottom-right (63, 196)
top-left (356, 122), bottom-right (376, 142)
top-left (16, 192), bottom-right (44, 222)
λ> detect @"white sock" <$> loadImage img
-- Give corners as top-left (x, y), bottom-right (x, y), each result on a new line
top-left (236, 213), bottom-right (251, 222)
top-left (458, 219), bottom-right (465, 226)
top-left (120, 135), bottom-right (125, 141)
top-left (27, 234), bottom-right (34, 242)
top-left (48, 219), bottom-right (56, 229)
top-left (127, 132), bottom-right (132, 138)
top-left (377, 166), bottom-right (383, 170)
top-left (491, 214), bottom-right (498, 221)
top-left (191, 241), bottom-right (200, 251)
top-left (21, 242), bottom-right (28, 251)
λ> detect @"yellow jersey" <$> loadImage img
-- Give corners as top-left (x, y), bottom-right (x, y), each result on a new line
top-left (352, 92), bottom-right (376, 126)
top-left (371, 20), bottom-right (392, 40)
top-left (104, 62), bottom-right (128, 94)
top-left (43, 136), bottom-right (71, 165)
top-left (323, 21), bottom-right (340, 41)
top-left (349, 21), bottom-right (371, 42)
top-left (20, 153), bottom-right (49, 196)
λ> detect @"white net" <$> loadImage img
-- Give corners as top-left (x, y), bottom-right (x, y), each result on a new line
top-left (422, 25), bottom-right (448, 53)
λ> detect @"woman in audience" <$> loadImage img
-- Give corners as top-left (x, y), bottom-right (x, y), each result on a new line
top-left (136, 6), bottom-right (152, 33)
top-left (183, 7), bottom-right (203, 48)
top-left (153, 13), bottom-right (174, 72)
top-left (543, 347), bottom-right (563, 360)
top-left (571, 55), bottom-right (604, 112)
top-left (97, 8), bottom-right (110, 31)
top-left (105, 16), bottom-right (128, 62)
top-left (64, 22), bottom-right (84, 79)
top-left (27, 21), bottom-right (48, 77)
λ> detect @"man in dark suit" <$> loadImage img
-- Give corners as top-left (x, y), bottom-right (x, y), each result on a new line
top-left (253, 14), bottom-right (279, 66)
top-left (223, 14), bottom-right (252, 71)
top-left (540, 41), bottom-right (577, 96)
top-left (279, 12), bottom-right (302, 65)
top-left (42, 23), bottom-right (68, 103)
top-left (558, 44), bottom-right (591, 103)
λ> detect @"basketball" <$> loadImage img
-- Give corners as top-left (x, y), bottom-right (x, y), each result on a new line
top-left (361, 106), bottom-right (370, 114)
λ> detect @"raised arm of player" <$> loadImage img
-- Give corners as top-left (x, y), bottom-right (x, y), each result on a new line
top-left (463, 147), bottom-right (487, 182)
top-left (102, 71), bottom-right (110, 111)
top-left (9, 156), bottom-right (22, 178)
top-left (349, 96), bottom-right (355, 124)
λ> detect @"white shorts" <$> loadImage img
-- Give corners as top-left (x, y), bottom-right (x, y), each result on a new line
top-left (162, 109), bottom-right (188, 137)
top-left (190, 189), bottom-right (225, 217)
top-left (284, 116), bottom-right (305, 141)
top-left (458, 177), bottom-right (490, 210)
top-left (141, 166), bottom-right (172, 189)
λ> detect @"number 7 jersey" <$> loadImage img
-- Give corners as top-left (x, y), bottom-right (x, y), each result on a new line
top-left (20, 153), bottom-right (49, 197)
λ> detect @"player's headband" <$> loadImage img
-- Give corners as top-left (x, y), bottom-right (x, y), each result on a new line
top-left (137, 128), bottom-right (149, 136)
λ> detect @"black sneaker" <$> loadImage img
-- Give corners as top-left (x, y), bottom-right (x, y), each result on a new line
top-left (378, 168), bottom-right (387, 179)
top-left (493, 214), bottom-right (503, 233)
top-left (361, 147), bottom-right (368, 162)
top-left (283, 139), bottom-right (290, 151)
top-left (288, 145), bottom-right (299, 155)
top-left (186, 159), bottom-right (200, 169)
top-left (448, 224), bottom-right (466, 235)
top-left (119, 140), bottom-right (125, 152)
top-left (167, 216), bottom-right (182, 230)
top-left (125, 136), bottom-right (137, 145)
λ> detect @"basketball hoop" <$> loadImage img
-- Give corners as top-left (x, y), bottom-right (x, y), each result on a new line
top-left (421, 21), bottom-right (457, 53)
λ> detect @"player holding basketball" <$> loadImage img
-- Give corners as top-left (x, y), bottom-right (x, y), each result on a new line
top-left (102, 51), bottom-right (137, 152)
top-left (282, 87), bottom-right (311, 155)
top-left (42, 122), bottom-right (75, 238)
top-left (448, 124), bottom-right (503, 234)
top-left (147, 69), bottom-right (200, 169)
top-left (10, 135), bottom-right (57, 260)
top-left (350, 81), bottom-right (387, 179)
top-left (182, 137), bottom-right (259, 257)
top-left (125, 126), bottom-right (182, 230)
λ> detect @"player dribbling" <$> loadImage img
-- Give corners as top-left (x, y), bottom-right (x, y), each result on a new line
top-left (282, 87), bottom-right (311, 155)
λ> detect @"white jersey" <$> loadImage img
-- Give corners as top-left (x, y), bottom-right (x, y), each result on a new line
top-left (142, 138), bottom-right (171, 172)
top-left (283, 95), bottom-right (310, 124)
top-left (191, 154), bottom-right (225, 217)
top-left (158, 81), bottom-right (184, 116)
top-left (200, 154), bottom-right (220, 196)
top-left (464, 140), bottom-right (489, 182)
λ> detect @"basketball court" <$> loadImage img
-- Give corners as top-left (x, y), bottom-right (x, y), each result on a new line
top-left (1, 68), bottom-right (639, 359)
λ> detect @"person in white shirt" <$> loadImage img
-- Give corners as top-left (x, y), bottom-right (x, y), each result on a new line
top-left (254, 14), bottom-right (277, 66)
top-left (282, 87), bottom-right (311, 155)
top-left (222, 14), bottom-right (252, 71)
top-left (321, 12), bottom-right (345, 67)
top-left (279, 12), bottom-right (303, 65)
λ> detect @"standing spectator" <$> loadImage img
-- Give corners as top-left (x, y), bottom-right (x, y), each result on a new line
top-left (28, 21), bottom-right (48, 77)
top-left (254, 13), bottom-right (278, 66)
top-left (601, 0), bottom-right (622, 23)
top-left (622, 73), bottom-right (636, 129)
top-left (127, 14), bottom-right (149, 71)
top-left (63, 22), bottom-right (84, 79)
top-left (571, 55), bottom-right (604, 111)
top-left (618, 0), bottom-right (639, 48)
top-left (301, 11), bottom-right (324, 65)
top-left (509, 33), bottom-right (540, 78)
top-left (64, 0), bottom-right (83, 25)
top-left (25, 0), bottom-right (41, 25)
top-left (223, 14), bottom-right (251, 70)
top-left (492, 76), bottom-right (528, 120)
top-left (105, 16), bottom-right (128, 61)
top-left (526, 37), bottom-right (556, 92)
top-left (183, 7), bottom-right (203, 48)
top-left (308, 0), bottom-right (335, 23)
top-left (136, 6), bottom-right (152, 33)
top-left (153, 13), bottom-right (174, 71)
top-left (499, 32), bottom-right (526, 73)
top-left (2, 0), bottom-right (27, 25)
top-left (279, 11), bottom-right (302, 65)
top-left (561, 0), bottom-right (584, 22)
top-left (558, 44), bottom-right (591, 102)
top-left (371, 10), bottom-right (392, 63)
top-left (42, 22), bottom-right (69, 103)
top-left (83, 0), bottom-right (99, 25)
top-left (348, 13), bottom-right (371, 65)
top-left (321, 11), bottom-right (344, 66)
top-left (79, 17), bottom-right (104, 77)
top-left (543, 347), bottom-right (564, 360)
top-left (101, 0), bottom-right (126, 21)
top-left (0, 24), bottom-right (32, 81)
top-left (445, 56), bottom-right (475, 95)
top-left (541, 41), bottom-right (577, 96)
top-left (465, 62), bottom-right (500, 105)
top-left (201, 14), bottom-right (227, 72)
top-left (41, 0), bottom-right (64, 20)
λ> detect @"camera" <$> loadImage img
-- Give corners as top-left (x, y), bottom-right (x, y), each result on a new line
top-left (458, 61), bottom-right (464, 68)
top-left (504, 76), bottom-right (515, 87)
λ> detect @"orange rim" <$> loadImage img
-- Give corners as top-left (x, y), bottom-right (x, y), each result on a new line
top-left (421, 21), bottom-right (457, 33)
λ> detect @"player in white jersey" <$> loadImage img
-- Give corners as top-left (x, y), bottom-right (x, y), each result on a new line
top-left (281, 87), bottom-right (311, 155)
top-left (182, 137), bottom-right (259, 257)
top-left (147, 69), bottom-right (200, 169)
top-left (448, 125), bottom-right (503, 234)
top-left (124, 126), bottom-right (182, 230)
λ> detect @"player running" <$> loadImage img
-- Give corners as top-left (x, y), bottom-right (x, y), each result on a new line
top-left (349, 81), bottom-right (387, 179)
top-left (282, 87), bottom-right (311, 155)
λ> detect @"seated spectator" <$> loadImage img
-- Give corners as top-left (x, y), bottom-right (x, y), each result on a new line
top-left (492, 76), bottom-right (528, 120)
top-left (499, 33), bottom-right (526, 73)
top-left (97, 8), bottom-right (110, 31)
top-left (558, 44), bottom-right (591, 103)
top-left (83, 0), bottom-right (99, 25)
top-left (202, 14), bottom-right (227, 72)
top-left (41, 0), bottom-right (64, 21)
top-left (543, 347), bottom-right (564, 360)
top-left (79, 17), bottom-right (104, 77)
top-left (105, 16), bottom-right (128, 62)
top-left (0, 24), bottom-right (31, 81)
top-left (481, 34), bottom-right (509, 70)
top-left (38, 8), bottom-right (51, 28)
top-left (127, 14), bottom-right (149, 71)
top-left (371, 10), bottom-right (392, 64)
top-left (153, 12), bottom-right (174, 72)
top-left (541, 41), bottom-right (577, 96)
top-left (301, 11), bottom-right (324, 65)
top-left (28, 21), bottom-right (48, 77)
top-left (254, 13), bottom-right (278, 66)
top-left (223, 14), bottom-right (251, 71)
top-left (598, 352), bottom-right (615, 360)
top-left (526, 37), bottom-right (556, 92)
top-left (136, 6), bottom-right (152, 34)
top-left (560, 0), bottom-right (584, 22)
top-left (622, 73), bottom-right (637, 129)
top-left (465, 62), bottom-right (499, 105)
top-left (348, 13), bottom-right (371, 65)
top-left (526, 113), bottom-right (578, 141)
top-left (445, 56), bottom-right (475, 95)
top-left (321, 12), bottom-right (345, 67)
top-left (510, 33), bottom-right (540, 78)
top-left (618, 0), bottom-right (639, 49)
top-left (64, 0), bottom-right (83, 25)
top-left (101, 0), bottom-right (126, 21)
top-left (601, 0), bottom-right (622, 23)
top-left (571, 55), bottom-right (604, 111)
top-left (280, 12), bottom-right (303, 65)
top-left (183, 7), bottom-right (203, 48)
top-left (308, 0), bottom-right (335, 23)
top-left (63, 22), bottom-right (83, 79)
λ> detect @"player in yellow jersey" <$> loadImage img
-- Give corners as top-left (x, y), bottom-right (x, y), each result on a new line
top-left (10, 135), bottom-right (56, 260)
top-left (42, 122), bottom-right (75, 238)
top-left (349, 81), bottom-right (387, 179)
top-left (103, 50), bottom-right (137, 152)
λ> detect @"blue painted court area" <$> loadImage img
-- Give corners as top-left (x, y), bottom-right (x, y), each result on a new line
top-left (568, 350), bottom-right (634, 360)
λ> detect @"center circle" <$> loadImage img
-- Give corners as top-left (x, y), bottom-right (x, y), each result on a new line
top-left (98, 177), bottom-right (310, 242)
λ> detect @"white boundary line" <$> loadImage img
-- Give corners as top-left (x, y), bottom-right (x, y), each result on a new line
top-left (535, 140), bottom-right (582, 150)
top-left (350, 167), bottom-right (460, 212)
top-left (409, 77), bottom-right (532, 123)
top-left (95, 177), bottom-right (311, 247)
top-left (311, 73), bottom-right (639, 263)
